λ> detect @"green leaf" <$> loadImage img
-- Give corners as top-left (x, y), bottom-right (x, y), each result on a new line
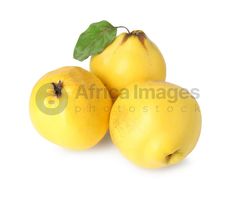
top-left (73, 20), bottom-right (117, 61)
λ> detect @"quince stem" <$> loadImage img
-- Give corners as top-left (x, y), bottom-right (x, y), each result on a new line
top-left (115, 26), bottom-right (131, 34)
top-left (52, 80), bottom-right (63, 98)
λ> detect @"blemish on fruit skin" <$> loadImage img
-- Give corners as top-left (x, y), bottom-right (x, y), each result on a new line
top-left (132, 30), bottom-right (147, 49)
top-left (120, 31), bottom-right (147, 49)
top-left (120, 33), bottom-right (130, 45)
top-left (137, 34), bottom-right (147, 49)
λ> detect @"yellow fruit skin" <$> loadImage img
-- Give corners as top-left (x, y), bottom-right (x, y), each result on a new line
top-left (30, 66), bottom-right (112, 150)
top-left (90, 32), bottom-right (166, 99)
top-left (109, 81), bottom-right (201, 168)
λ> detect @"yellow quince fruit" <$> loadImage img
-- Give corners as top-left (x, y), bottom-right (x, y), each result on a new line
top-left (90, 30), bottom-right (166, 99)
top-left (109, 81), bottom-right (201, 168)
top-left (30, 66), bottom-right (112, 150)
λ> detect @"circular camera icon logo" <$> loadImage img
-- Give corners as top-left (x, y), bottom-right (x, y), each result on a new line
top-left (36, 82), bottom-right (68, 115)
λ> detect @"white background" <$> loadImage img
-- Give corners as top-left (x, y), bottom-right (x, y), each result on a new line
top-left (0, 0), bottom-right (235, 197)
